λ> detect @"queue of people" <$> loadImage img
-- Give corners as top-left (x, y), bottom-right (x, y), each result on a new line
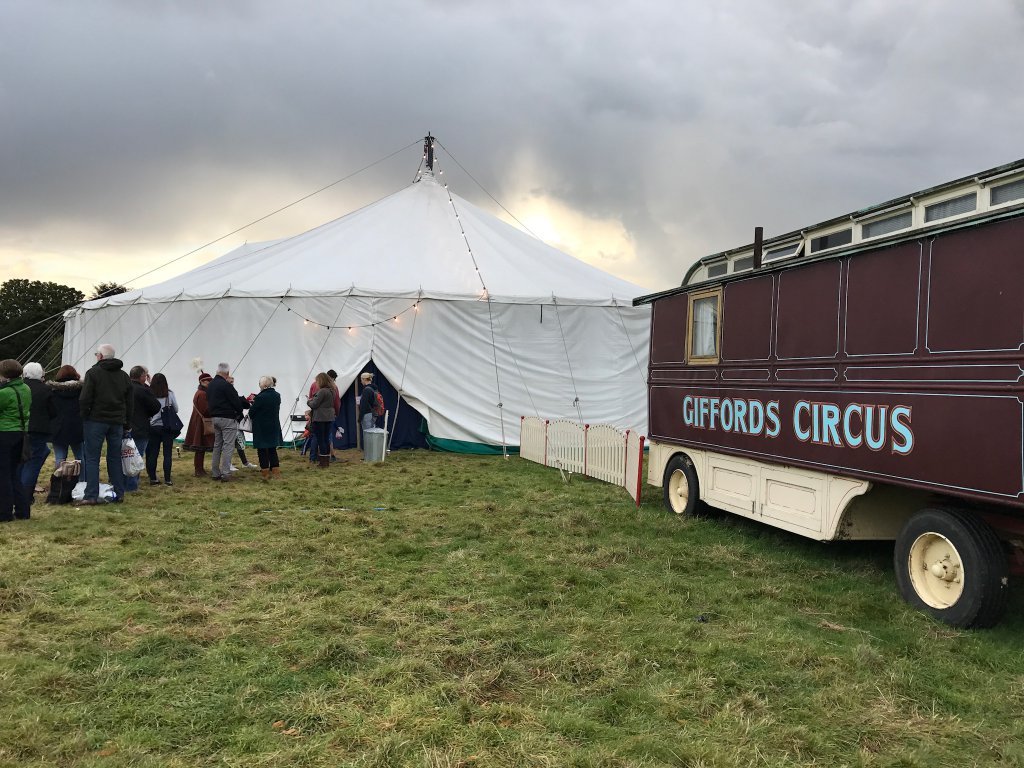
top-left (1, 342), bottom-right (382, 522)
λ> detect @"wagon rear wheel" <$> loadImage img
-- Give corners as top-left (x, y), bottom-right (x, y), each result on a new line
top-left (894, 508), bottom-right (1008, 628)
top-left (663, 454), bottom-right (701, 517)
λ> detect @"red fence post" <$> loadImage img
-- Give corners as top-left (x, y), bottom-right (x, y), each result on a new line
top-left (635, 435), bottom-right (646, 507)
top-left (583, 424), bottom-right (589, 477)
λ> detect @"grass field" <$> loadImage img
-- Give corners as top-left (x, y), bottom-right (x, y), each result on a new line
top-left (1, 448), bottom-right (1023, 767)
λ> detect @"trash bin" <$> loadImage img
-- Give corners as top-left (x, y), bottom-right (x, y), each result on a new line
top-left (363, 428), bottom-right (387, 463)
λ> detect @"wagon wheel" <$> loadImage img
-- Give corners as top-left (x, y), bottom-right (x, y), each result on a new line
top-left (662, 454), bottom-right (701, 517)
top-left (894, 507), bottom-right (1009, 628)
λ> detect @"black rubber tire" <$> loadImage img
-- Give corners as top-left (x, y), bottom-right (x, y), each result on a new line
top-left (662, 454), bottom-right (700, 517)
top-left (893, 507), bottom-right (1009, 629)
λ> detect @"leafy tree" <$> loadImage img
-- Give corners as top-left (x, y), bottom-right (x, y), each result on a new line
top-left (0, 279), bottom-right (84, 366)
top-left (89, 282), bottom-right (130, 301)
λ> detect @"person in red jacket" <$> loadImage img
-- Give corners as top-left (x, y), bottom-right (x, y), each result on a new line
top-left (183, 372), bottom-right (215, 476)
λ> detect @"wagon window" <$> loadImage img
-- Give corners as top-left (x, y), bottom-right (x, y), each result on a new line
top-left (924, 192), bottom-right (976, 222)
top-left (707, 261), bottom-right (728, 278)
top-left (862, 211), bottom-right (913, 239)
top-left (991, 178), bottom-right (1024, 207)
top-left (732, 255), bottom-right (754, 272)
top-left (764, 241), bottom-right (802, 262)
top-left (686, 288), bottom-right (721, 365)
top-left (809, 228), bottom-right (852, 253)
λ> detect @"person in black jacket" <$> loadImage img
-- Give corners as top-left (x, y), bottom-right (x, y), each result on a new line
top-left (125, 366), bottom-right (161, 492)
top-left (206, 362), bottom-right (250, 482)
top-left (20, 362), bottom-right (56, 502)
top-left (79, 343), bottom-right (133, 504)
top-left (48, 365), bottom-right (84, 468)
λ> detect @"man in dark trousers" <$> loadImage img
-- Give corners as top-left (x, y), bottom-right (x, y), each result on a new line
top-left (125, 365), bottom-right (161, 492)
top-left (206, 362), bottom-right (250, 482)
top-left (79, 343), bottom-right (133, 504)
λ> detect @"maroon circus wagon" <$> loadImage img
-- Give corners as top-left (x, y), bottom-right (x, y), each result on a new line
top-left (635, 159), bottom-right (1024, 628)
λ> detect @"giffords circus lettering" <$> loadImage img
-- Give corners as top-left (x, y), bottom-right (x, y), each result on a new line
top-left (682, 395), bottom-right (914, 455)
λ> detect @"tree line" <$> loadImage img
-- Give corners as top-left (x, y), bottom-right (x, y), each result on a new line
top-left (0, 280), bottom-right (129, 367)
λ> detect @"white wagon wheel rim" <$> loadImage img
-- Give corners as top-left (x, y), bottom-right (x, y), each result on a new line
top-left (667, 468), bottom-right (690, 515)
top-left (908, 531), bottom-right (965, 609)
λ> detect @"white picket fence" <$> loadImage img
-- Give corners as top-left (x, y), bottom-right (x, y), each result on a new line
top-left (519, 416), bottom-right (646, 506)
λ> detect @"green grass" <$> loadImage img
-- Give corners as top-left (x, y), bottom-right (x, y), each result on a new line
top-left (1, 448), bottom-right (1023, 767)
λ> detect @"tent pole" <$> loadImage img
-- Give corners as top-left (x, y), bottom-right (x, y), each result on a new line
top-left (354, 377), bottom-right (361, 451)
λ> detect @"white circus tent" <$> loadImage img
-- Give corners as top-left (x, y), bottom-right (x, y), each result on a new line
top-left (62, 144), bottom-right (650, 452)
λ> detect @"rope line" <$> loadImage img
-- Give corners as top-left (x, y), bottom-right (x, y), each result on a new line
top-left (122, 139), bottom-right (422, 289)
top-left (613, 299), bottom-right (648, 387)
top-left (484, 296), bottom-right (508, 457)
top-left (0, 309), bottom-right (71, 345)
top-left (287, 289), bottom-right (354, 433)
top-left (118, 290), bottom-right (185, 362)
top-left (235, 297), bottom-right (285, 373)
top-left (18, 315), bottom-right (64, 363)
top-left (552, 297), bottom-right (584, 424)
top-left (155, 292), bottom-right (230, 373)
top-left (434, 138), bottom-right (542, 241)
top-left (73, 297), bottom-right (145, 369)
top-left (387, 290), bottom-right (422, 452)
top-left (433, 145), bottom-right (507, 454)
top-left (0, 139), bottom-right (422, 360)
top-left (490, 310), bottom-right (540, 420)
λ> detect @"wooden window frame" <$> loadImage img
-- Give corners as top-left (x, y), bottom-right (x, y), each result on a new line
top-left (686, 287), bottom-right (723, 365)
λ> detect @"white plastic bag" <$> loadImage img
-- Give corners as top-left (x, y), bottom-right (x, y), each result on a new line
top-left (72, 481), bottom-right (115, 502)
top-left (121, 438), bottom-right (145, 477)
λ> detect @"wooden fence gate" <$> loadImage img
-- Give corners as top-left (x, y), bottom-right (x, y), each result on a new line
top-left (519, 416), bottom-right (645, 506)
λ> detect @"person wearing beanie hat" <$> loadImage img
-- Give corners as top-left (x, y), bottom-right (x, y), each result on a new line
top-left (182, 372), bottom-right (215, 475)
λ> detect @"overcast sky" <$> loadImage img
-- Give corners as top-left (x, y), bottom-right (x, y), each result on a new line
top-left (3, 0), bottom-right (1023, 297)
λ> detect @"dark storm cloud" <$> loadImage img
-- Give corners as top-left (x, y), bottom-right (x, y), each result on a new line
top-left (2, 0), bottom-right (1023, 291)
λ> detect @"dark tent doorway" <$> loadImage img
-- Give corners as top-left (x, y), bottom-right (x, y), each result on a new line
top-left (333, 359), bottom-right (428, 451)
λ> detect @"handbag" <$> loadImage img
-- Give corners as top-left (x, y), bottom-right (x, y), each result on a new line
top-left (238, 414), bottom-right (253, 432)
top-left (202, 417), bottom-right (215, 436)
top-left (55, 459), bottom-right (81, 479)
top-left (121, 437), bottom-right (145, 477)
top-left (161, 405), bottom-right (184, 436)
top-left (46, 471), bottom-right (77, 505)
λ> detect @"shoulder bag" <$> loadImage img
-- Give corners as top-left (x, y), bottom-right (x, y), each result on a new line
top-left (11, 384), bottom-right (31, 462)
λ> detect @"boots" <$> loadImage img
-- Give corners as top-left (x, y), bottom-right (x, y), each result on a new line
top-left (270, 467), bottom-right (282, 479)
top-left (318, 455), bottom-right (331, 469)
top-left (260, 468), bottom-right (270, 480)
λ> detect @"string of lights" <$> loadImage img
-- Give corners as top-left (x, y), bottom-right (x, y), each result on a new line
top-left (282, 297), bottom-right (422, 330)
top-left (425, 153), bottom-right (490, 301)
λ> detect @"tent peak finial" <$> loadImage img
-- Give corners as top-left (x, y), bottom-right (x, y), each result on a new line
top-left (423, 133), bottom-right (435, 172)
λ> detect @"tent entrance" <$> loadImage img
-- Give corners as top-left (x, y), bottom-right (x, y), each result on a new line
top-left (335, 360), bottom-right (427, 451)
